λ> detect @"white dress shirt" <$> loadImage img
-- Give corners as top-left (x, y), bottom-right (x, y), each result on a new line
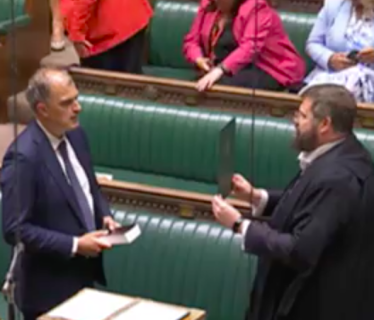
top-left (241, 139), bottom-right (344, 240)
top-left (37, 121), bottom-right (94, 254)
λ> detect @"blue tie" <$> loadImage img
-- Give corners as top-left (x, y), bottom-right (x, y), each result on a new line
top-left (58, 140), bottom-right (96, 231)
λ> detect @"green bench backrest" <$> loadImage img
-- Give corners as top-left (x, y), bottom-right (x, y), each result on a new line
top-left (0, 0), bottom-right (29, 34)
top-left (148, 0), bottom-right (195, 68)
top-left (79, 94), bottom-right (374, 190)
top-left (278, 11), bottom-right (316, 73)
top-left (235, 115), bottom-right (298, 188)
top-left (78, 95), bottom-right (233, 184)
top-left (105, 207), bottom-right (256, 320)
top-left (148, 0), bottom-right (316, 73)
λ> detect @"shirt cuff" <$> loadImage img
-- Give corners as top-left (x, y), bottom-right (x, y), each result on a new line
top-left (241, 219), bottom-right (251, 251)
top-left (251, 189), bottom-right (269, 217)
top-left (72, 237), bottom-right (79, 256)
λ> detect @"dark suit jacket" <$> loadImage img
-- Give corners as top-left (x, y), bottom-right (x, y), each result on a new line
top-left (0, 121), bottom-right (112, 315)
top-left (245, 135), bottom-right (374, 320)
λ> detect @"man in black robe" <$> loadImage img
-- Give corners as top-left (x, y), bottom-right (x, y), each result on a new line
top-left (212, 84), bottom-right (374, 320)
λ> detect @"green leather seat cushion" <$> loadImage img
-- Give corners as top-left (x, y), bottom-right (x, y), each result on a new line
top-left (144, 0), bottom-right (317, 79)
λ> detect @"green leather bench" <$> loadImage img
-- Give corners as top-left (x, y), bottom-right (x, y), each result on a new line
top-left (78, 94), bottom-right (374, 193)
top-left (78, 94), bottom-right (299, 192)
top-left (0, 196), bottom-right (256, 320)
top-left (143, 0), bottom-right (316, 80)
top-left (0, 0), bottom-right (30, 35)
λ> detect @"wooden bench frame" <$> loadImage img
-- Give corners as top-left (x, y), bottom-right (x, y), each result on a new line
top-left (0, 161), bottom-right (251, 222)
top-left (0, 0), bottom-right (50, 123)
top-left (70, 67), bottom-right (374, 129)
top-left (98, 177), bottom-right (252, 221)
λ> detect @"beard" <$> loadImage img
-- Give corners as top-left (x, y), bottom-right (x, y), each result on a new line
top-left (292, 126), bottom-right (319, 152)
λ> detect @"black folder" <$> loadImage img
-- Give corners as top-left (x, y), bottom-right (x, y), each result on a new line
top-left (217, 117), bottom-right (236, 198)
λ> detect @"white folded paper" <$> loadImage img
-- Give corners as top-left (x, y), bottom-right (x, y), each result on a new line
top-left (113, 300), bottom-right (189, 320)
top-left (101, 224), bottom-right (141, 245)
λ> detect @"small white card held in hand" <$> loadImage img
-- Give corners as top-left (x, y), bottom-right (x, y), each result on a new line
top-left (46, 289), bottom-right (134, 320)
top-left (101, 224), bottom-right (141, 245)
top-left (114, 300), bottom-right (190, 320)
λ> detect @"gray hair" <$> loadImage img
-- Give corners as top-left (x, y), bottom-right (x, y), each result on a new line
top-left (300, 84), bottom-right (357, 134)
top-left (25, 67), bottom-right (73, 111)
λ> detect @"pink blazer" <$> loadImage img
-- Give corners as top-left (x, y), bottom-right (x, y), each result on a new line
top-left (183, 0), bottom-right (306, 86)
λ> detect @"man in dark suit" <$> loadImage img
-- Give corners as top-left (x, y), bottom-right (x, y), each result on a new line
top-left (1, 67), bottom-right (120, 320)
top-left (212, 84), bottom-right (374, 320)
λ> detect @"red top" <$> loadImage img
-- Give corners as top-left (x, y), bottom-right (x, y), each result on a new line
top-left (183, 0), bottom-right (306, 86)
top-left (60, 0), bottom-right (153, 58)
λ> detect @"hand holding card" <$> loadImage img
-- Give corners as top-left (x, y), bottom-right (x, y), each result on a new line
top-left (100, 224), bottom-right (141, 246)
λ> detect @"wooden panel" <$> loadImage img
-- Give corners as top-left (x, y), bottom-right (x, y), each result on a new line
top-left (98, 177), bottom-right (252, 221)
top-left (0, 0), bottom-right (50, 123)
top-left (70, 67), bottom-right (374, 129)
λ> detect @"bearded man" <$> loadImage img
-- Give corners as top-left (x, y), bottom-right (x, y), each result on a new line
top-left (211, 84), bottom-right (374, 320)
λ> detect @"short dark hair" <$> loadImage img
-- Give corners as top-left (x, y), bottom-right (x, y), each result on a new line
top-left (205, 0), bottom-right (247, 16)
top-left (300, 84), bottom-right (357, 134)
top-left (25, 67), bottom-right (73, 111)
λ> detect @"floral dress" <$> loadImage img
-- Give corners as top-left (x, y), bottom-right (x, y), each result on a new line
top-left (302, 12), bottom-right (374, 103)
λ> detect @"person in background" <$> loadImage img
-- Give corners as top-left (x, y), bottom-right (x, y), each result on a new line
top-left (50, 0), bottom-right (65, 51)
top-left (212, 84), bottom-right (374, 320)
top-left (60, 0), bottom-right (153, 74)
top-left (1, 67), bottom-right (120, 320)
top-left (302, 0), bottom-right (374, 103)
top-left (183, 0), bottom-right (305, 92)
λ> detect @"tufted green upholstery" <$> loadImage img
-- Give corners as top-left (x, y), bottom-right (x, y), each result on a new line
top-left (143, 0), bottom-right (317, 80)
top-left (103, 207), bottom-right (256, 320)
top-left (79, 94), bottom-right (235, 193)
top-left (0, 0), bottom-right (30, 35)
top-left (278, 11), bottom-right (316, 73)
top-left (0, 196), bottom-right (256, 320)
top-left (78, 94), bottom-right (374, 192)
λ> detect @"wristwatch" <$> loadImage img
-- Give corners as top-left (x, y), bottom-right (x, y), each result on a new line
top-left (232, 216), bottom-right (244, 234)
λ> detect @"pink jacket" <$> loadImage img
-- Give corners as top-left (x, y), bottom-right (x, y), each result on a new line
top-left (183, 0), bottom-right (305, 86)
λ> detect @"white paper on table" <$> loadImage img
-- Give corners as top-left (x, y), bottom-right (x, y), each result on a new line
top-left (47, 288), bottom-right (134, 320)
top-left (113, 300), bottom-right (190, 320)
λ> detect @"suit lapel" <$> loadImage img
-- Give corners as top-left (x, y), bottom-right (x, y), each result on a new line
top-left (31, 122), bottom-right (87, 229)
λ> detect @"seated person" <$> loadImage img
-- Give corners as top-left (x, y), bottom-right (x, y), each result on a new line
top-left (61, 0), bottom-right (153, 74)
top-left (183, 0), bottom-right (305, 92)
top-left (302, 0), bottom-right (374, 103)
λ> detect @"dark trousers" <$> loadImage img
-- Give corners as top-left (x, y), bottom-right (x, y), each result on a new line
top-left (218, 64), bottom-right (284, 91)
top-left (23, 311), bottom-right (42, 320)
top-left (81, 28), bottom-right (146, 74)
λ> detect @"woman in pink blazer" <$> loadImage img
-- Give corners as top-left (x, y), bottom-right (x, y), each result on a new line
top-left (183, 0), bottom-right (306, 91)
